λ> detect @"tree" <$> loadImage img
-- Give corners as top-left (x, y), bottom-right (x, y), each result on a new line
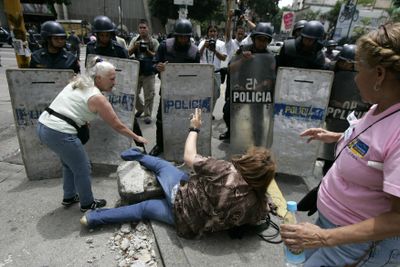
top-left (148, 0), bottom-right (224, 26)
top-left (246, 0), bottom-right (280, 21)
top-left (323, 1), bottom-right (341, 39)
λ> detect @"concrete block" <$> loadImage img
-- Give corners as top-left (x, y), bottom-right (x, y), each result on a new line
top-left (117, 161), bottom-right (163, 205)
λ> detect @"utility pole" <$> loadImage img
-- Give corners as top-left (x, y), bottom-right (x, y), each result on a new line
top-left (345, 0), bottom-right (359, 42)
top-left (4, 0), bottom-right (30, 68)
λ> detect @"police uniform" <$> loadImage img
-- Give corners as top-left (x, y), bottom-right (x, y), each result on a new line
top-left (277, 37), bottom-right (326, 70)
top-left (30, 48), bottom-right (80, 74)
top-left (85, 40), bottom-right (128, 64)
top-left (152, 37), bottom-right (200, 154)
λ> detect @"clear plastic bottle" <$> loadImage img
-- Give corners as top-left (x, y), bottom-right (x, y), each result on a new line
top-left (283, 201), bottom-right (306, 266)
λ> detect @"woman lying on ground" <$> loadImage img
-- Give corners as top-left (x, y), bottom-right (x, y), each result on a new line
top-left (81, 108), bottom-right (276, 238)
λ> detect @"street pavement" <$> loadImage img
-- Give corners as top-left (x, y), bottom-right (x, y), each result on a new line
top-left (0, 46), bottom-right (321, 266)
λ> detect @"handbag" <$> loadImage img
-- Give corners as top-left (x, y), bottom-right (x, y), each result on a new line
top-left (298, 107), bottom-right (400, 216)
top-left (45, 107), bottom-right (90, 145)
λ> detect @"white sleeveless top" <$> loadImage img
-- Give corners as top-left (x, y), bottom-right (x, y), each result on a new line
top-left (39, 83), bottom-right (102, 134)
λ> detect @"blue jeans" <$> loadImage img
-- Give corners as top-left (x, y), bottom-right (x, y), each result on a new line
top-left (37, 122), bottom-right (94, 206)
top-left (305, 213), bottom-right (400, 266)
top-left (86, 148), bottom-right (189, 227)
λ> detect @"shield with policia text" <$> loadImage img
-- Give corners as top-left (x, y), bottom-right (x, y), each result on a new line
top-left (85, 55), bottom-right (139, 170)
top-left (320, 70), bottom-right (370, 161)
top-left (230, 53), bottom-right (276, 154)
top-left (6, 69), bottom-right (74, 180)
top-left (271, 67), bottom-right (333, 177)
top-left (161, 63), bottom-right (214, 162)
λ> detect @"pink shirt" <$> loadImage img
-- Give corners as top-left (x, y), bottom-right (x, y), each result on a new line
top-left (318, 103), bottom-right (400, 226)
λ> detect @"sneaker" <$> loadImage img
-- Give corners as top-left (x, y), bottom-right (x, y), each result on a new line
top-left (135, 111), bottom-right (143, 118)
top-left (61, 194), bottom-right (80, 207)
top-left (149, 145), bottom-right (163, 156)
top-left (144, 117), bottom-right (152, 124)
top-left (80, 213), bottom-right (89, 227)
top-left (80, 199), bottom-right (107, 212)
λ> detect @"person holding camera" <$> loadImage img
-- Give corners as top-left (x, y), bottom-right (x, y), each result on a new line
top-left (198, 25), bottom-right (227, 115)
top-left (128, 19), bottom-right (159, 125)
top-left (37, 57), bottom-right (148, 213)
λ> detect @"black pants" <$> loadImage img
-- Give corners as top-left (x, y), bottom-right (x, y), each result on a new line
top-left (155, 98), bottom-right (163, 149)
top-left (133, 117), bottom-right (146, 152)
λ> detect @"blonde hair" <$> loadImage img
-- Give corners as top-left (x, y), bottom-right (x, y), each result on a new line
top-left (231, 147), bottom-right (276, 197)
top-left (356, 22), bottom-right (400, 78)
top-left (71, 56), bottom-right (116, 89)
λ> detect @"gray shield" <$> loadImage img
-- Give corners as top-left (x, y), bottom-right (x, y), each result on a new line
top-left (320, 70), bottom-right (370, 161)
top-left (230, 53), bottom-right (276, 154)
top-left (161, 63), bottom-right (213, 162)
top-left (85, 55), bottom-right (139, 170)
top-left (6, 69), bottom-right (74, 180)
top-left (271, 67), bottom-right (333, 177)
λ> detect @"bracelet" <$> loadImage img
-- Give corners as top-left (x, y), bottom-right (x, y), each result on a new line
top-left (189, 127), bottom-right (200, 133)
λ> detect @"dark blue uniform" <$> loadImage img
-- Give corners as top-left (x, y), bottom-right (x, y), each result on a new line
top-left (277, 37), bottom-right (326, 70)
top-left (85, 40), bottom-right (128, 65)
top-left (30, 48), bottom-right (80, 74)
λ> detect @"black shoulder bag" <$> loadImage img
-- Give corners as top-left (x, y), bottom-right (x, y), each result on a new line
top-left (45, 107), bottom-right (90, 145)
top-left (298, 107), bottom-right (400, 216)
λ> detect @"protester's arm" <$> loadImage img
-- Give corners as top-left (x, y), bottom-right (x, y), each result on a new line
top-left (184, 108), bottom-right (202, 169)
top-left (225, 9), bottom-right (234, 42)
top-left (300, 128), bottom-right (342, 144)
top-left (281, 195), bottom-right (400, 249)
top-left (88, 94), bottom-right (148, 144)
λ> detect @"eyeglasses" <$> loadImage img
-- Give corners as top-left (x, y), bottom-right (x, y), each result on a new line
top-left (379, 24), bottom-right (393, 49)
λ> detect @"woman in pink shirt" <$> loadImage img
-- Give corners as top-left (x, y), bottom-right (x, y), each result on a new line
top-left (281, 23), bottom-right (400, 266)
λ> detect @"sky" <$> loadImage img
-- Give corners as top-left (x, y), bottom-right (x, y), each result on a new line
top-left (279, 0), bottom-right (294, 8)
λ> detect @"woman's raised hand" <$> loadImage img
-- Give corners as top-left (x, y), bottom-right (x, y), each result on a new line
top-left (190, 108), bottom-right (202, 129)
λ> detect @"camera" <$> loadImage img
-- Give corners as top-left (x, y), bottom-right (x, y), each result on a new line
top-left (234, 9), bottom-right (243, 17)
top-left (208, 38), bottom-right (216, 50)
top-left (139, 40), bottom-right (149, 53)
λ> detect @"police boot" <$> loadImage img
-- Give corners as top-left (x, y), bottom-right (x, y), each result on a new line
top-left (219, 131), bottom-right (230, 140)
top-left (149, 145), bottom-right (163, 156)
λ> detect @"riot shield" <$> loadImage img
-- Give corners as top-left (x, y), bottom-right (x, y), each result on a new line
top-left (85, 55), bottom-right (139, 169)
top-left (230, 53), bottom-right (276, 154)
top-left (6, 69), bottom-right (74, 180)
top-left (271, 67), bottom-right (333, 177)
top-left (161, 63), bottom-right (213, 162)
top-left (320, 70), bottom-right (370, 161)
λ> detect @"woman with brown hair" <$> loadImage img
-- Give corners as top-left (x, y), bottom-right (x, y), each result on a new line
top-left (81, 108), bottom-right (276, 238)
top-left (281, 23), bottom-right (400, 266)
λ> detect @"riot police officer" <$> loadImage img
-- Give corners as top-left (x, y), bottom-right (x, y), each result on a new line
top-left (30, 21), bottom-right (80, 73)
top-left (320, 44), bottom-right (370, 174)
top-left (85, 15), bottom-right (145, 152)
top-left (277, 20), bottom-right (326, 69)
top-left (220, 22), bottom-right (275, 140)
top-left (291, 20), bottom-right (307, 39)
top-left (149, 19), bottom-right (200, 156)
top-left (324, 39), bottom-right (338, 62)
top-left (85, 15), bottom-right (128, 65)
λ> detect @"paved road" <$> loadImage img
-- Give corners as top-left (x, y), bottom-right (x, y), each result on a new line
top-left (0, 46), bottom-right (322, 266)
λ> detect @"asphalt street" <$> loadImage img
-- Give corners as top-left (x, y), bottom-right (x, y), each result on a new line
top-left (0, 45), bottom-right (321, 266)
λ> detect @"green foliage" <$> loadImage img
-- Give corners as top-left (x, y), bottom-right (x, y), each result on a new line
top-left (246, 0), bottom-right (280, 21)
top-left (300, 9), bottom-right (321, 21)
top-left (349, 17), bottom-right (370, 43)
top-left (394, 0), bottom-right (400, 8)
top-left (323, 1), bottom-right (341, 38)
top-left (388, 7), bottom-right (400, 22)
top-left (149, 0), bottom-right (224, 25)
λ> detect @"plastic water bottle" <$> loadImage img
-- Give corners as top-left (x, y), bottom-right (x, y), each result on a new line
top-left (283, 201), bottom-right (306, 266)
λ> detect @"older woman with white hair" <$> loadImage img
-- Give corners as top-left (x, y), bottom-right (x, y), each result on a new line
top-left (37, 57), bottom-right (148, 212)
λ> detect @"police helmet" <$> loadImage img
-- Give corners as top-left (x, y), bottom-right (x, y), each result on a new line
top-left (174, 19), bottom-right (193, 36)
top-left (251, 22), bottom-right (273, 39)
top-left (301, 20), bottom-right (325, 40)
top-left (293, 20), bottom-right (307, 32)
top-left (92, 16), bottom-right (115, 33)
top-left (337, 44), bottom-right (356, 63)
top-left (326, 39), bottom-right (338, 47)
top-left (40, 21), bottom-right (66, 40)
